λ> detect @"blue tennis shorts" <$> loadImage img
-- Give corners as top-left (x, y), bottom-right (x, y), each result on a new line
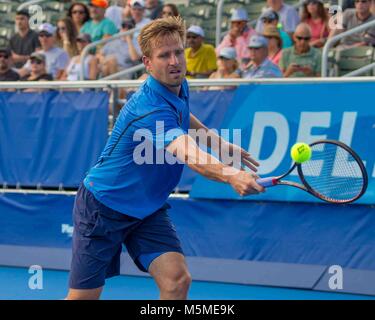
top-left (69, 184), bottom-right (183, 290)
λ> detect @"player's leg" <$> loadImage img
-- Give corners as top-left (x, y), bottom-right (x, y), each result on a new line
top-left (125, 204), bottom-right (191, 300)
top-left (66, 184), bottom-right (129, 300)
top-left (65, 287), bottom-right (103, 300)
top-left (148, 252), bottom-right (191, 300)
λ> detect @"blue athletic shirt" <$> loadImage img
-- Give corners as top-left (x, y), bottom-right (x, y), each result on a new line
top-left (84, 75), bottom-right (190, 219)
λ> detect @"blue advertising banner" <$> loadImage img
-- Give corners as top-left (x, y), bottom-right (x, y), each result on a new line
top-left (191, 82), bottom-right (375, 204)
top-left (0, 91), bottom-right (109, 187)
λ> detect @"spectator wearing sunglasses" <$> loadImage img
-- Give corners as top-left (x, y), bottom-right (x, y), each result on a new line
top-left (56, 17), bottom-right (79, 58)
top-left (67, 2), bottom-right (91, 34)
top-left (301, 0), bottom-right (329, 48)
top-left (99, 19), bottom-right (142, 78)
top-left (21, 53), bottom-right (53, 82)
top-left (259, 10), bottom-right (292, 48)
top-left (185, 26), bottom-right (217, 79)
top-left (208, 47), bottom-right (240, 90)
top-left (329, 0), bottom-right (375, 47)
top-left (0, 48), bottom-right (20, 82)
top-left (242, 35), bottom-right (283, 79)
top-left (216, 8), bottom-right (257, 70)
top-left (19, 23), bottom-right (70, 80)
top-left (255, 0), bottom-right (300, 36)
top-left (280, 23), bottom-right (321, 77)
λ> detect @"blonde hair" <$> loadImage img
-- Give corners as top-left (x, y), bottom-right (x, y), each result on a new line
top-left (138, 16), bottom-right (186, 58)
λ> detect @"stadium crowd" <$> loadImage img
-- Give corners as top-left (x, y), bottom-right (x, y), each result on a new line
top-left (0, 0), bottom-right (375, 84)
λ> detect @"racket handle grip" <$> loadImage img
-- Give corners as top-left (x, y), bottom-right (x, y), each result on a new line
top-left (256, 177), bottom-right (277, 188)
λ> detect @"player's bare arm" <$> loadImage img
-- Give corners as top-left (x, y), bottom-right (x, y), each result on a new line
top-left (189, 113), bottom-right (259, 172)
top-left (166, 134), bottom-right (264, 196)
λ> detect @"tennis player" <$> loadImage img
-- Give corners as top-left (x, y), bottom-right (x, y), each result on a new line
top-left (66, 16), bottom-right (264, 300)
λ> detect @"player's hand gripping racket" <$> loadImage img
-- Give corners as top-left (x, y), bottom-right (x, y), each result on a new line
top-left (256, 140), bottom-right (368, 204)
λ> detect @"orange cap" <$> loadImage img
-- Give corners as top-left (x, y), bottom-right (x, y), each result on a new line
top-left (90, 0), bottom-right (109, 8)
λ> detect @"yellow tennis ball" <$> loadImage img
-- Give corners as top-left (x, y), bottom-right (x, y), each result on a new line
top-left (290, 142), bottom-right (312, 163)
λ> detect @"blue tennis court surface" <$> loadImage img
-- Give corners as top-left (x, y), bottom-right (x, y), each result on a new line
top-left (1, 266), bottom-right (374, 300)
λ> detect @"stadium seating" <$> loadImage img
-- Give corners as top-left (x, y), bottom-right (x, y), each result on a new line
top-left (335, 46), bottom-right (374, 76)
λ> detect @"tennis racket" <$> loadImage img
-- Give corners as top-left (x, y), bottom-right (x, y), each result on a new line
top-left (256, 140), bottom-right (368, 204)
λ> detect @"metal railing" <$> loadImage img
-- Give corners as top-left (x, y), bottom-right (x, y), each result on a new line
top-left (321, 19), bottom-right (375, 77)
top-left (215, 0), bottom-right (305, 47)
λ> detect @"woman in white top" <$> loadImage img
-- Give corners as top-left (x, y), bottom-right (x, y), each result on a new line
top-left (62, 33), bottom-right (99, 81)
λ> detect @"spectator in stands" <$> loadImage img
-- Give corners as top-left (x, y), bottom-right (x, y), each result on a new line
top-left (263, 25), bottom-right (283, 65)
top-left (19, 23), bottom-right (70, 80)
top-left (99, 19), bottom-right (142, 78)
top-left (216, 8), bottom-right (257, 70)
top-left (280, 23), bottom-right (321, 77)
top-left (256, 0), bottom-right (300, 35)
top-left (56, 18), bottom-right (79, 58)
top-left (62, 33), bottom-right (99, 81)
top-left (21, 53), bottom-right (53, 82)
top-left (67, 2), bottom-right (91, 34)
top-left (124, 0), bottom-right (152, 39)
top-left (9, 10), bottom-right (40, 69)
top-left (208, 47), bottom-right (240, 90)
top-left (259, 10), bottom-right (292, 48)
top-left (161, 3), bottom-right (180, 18)
top-left (185, 25), bottom-right (217, 79)
top-left (0, 48), bottom-right (20, 81)
top-left (243, 35), bottom-right (283, 78)
top-left (144, 0), bottom-right (163, 20)
top-left (301, 0), bottom-right (329, 48)
top-left (105, 0), bottom-right (126, 29)
top-left (329, 0), bottom-right (375, 48)
top-left (81, 0), bottom-right (118, 42)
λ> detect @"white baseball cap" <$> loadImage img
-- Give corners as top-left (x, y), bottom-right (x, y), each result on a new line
top-left (230, 8), bottom-right (248, 22)
top-left (38, 23), bottom-right (56, 35)
top-left (187, 25), bottom-right (205, 38)
top-left (219, 47), bottom-right (237, 60)
top-left (130, 0), bottom-right (145, 7)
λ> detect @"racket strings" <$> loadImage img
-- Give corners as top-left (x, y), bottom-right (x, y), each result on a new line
top-left (300, 143), bottom-right (365, 201)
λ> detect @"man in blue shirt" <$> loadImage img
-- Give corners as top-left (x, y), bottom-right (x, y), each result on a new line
top-left (66, 17), bottom-right (264, 300)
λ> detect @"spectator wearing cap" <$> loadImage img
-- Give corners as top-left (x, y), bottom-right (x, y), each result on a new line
top-left (21, 53), bottom-right (53, 82)
top-left (263, 25), bottom-right (283, 65)
top-left (258, 10), bottom-right (292, 48)
top-left (98, 19), bottom-right (142, 78)
top-left (67, 2), bottom-right (91, 34)
top-left (256, 0), bottom-right (300, 36)
top-left (62, 33), bottom-right (99, 81)
top-left (9, 10), bottom-right (41, 69)
top-left (56, 17), bottom-right (79, 58)
top-left (18, 23), bottom-right (70, 80)
top-left (208, 47), bottom-right (240, 90)
top-left (105, 0), bottom-right (126, 30)
top-left (328, 0), bottom-right (375, 48)
top-left (185, 26), bottom-right (217, 79)
top-left (216, 8), bottom-right (257, 70)
top-left (242, 35), bottom-right (283, 78)
top-left (144, 0), bottom-right (164, 20)
top-left (81, 0), bottom-right (118, 42)
top-left (280, 23), bottom-right (321, 77)
top-left (301, 0), bottom-right (329, 48)
top-left (124, 0), bottom-right (151, 39)
top-left (0, 48), bottom-right (20, 82)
